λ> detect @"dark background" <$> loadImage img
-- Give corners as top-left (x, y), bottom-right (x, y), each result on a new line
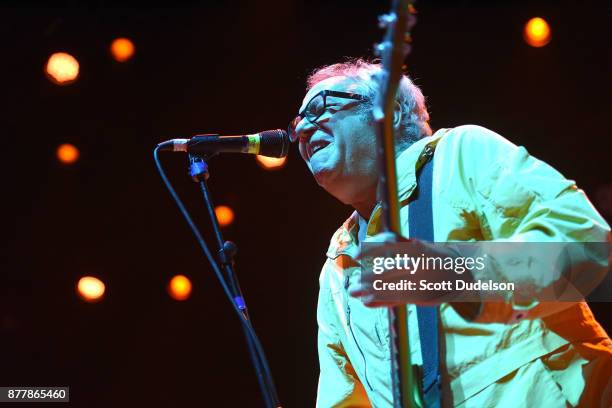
top-left (1, 0), bottom-right (611, 407)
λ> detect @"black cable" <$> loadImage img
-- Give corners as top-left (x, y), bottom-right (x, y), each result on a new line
top-left (154, 147), bottom-right (276, 406)
top-left (153, 147), bottom-right (280, 407)
top-left (195, 177), bottom-right (280, 405)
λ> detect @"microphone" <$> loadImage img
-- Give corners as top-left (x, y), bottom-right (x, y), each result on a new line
top-left (157, 129), bottom-right (289, 158)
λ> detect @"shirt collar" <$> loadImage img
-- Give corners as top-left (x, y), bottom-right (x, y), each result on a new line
top-left (326, 129), bottom-right (446, 259)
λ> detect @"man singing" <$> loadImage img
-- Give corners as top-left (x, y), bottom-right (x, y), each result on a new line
top-left (289, 59), bottom-right (612, 407)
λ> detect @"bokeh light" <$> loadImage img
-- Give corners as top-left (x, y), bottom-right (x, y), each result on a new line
top-left (256, 155), bottom-right (287, 170)
top-left (56, 143), bottom-right (80, 164)
top-left (45, 52), bottom-right (79, 85)
top-left (77, 276), bottom-right (106, 303)
top-left (524, 17), bottom-right (551, 48)
top-left (168, 275), bottom-right (192, 301)
top-left (215, 205), bottom-right (235, 227)
top-left (110, 37), bottom-right (135, 62)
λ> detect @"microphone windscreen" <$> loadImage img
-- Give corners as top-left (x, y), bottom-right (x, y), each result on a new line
top-left (259, 129), bottom-right (289, 158)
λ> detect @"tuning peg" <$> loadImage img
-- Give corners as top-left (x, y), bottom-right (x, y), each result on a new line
top-left (403, 43), bottom-right (412, 57)
top-left (378, 13), bottom-right (396, 29)
top-left (373, 42), bottom-right (388, 57)
top-left (406, 13), bottom-right (417, 31)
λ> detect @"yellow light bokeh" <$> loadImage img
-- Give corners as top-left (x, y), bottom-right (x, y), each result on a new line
top-left (168, 275), bottom-right (192, 301)
top-left (215, 205), bottom-right (235, 227)
top-left (56, 143), bottom-right (80, 164)
top-left (45, 52), bottom-right (79, 85)
top-left (256, 155), bottom-right (287, 170)
top-left (524, 17), bottom-right (551, 48)
top-left (110, 37), bottom-right (135, 62)
top-left (77, 276), bottom-right (106, 303)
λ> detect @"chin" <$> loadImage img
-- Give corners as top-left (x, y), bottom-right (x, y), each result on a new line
top-left (312, 171), bottom-right (352, 204)
top-left (310, 156), bottom-right (349, 199)
top-left (313, 168), bottom-right (333, 189)
top-left (309, 157), bottom-right (332, 183)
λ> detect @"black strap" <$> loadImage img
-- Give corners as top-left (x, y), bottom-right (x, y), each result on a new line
top-left (409, 152), bottom-right (441, 407)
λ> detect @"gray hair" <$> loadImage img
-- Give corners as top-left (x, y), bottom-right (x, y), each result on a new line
top-left (307, 58), bottom-right (432, 150)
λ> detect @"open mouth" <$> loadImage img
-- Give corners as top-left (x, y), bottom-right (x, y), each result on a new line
top-left (309, 140), bottom-right (331, 158)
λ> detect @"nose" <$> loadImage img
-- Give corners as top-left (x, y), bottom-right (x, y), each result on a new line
top-left (294, 117), bottom-right (318, 143)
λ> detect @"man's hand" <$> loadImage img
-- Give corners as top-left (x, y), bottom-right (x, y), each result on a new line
top-left (349, 232), bottom-right (463, 308)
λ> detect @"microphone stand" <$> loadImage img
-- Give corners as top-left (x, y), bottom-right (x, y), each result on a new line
top-left (188, 154), bottom-right (281, 408)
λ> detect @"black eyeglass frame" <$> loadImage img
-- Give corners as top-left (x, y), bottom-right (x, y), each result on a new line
top-left (288, 90), bottom-right (368, 142)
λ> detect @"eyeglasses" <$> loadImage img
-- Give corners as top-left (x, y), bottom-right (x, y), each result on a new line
top-left (288, 90), bottom-right (368, 142)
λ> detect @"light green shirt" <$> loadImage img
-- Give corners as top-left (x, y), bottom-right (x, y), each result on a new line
top-left (316, 125), bottom-right (611, 407)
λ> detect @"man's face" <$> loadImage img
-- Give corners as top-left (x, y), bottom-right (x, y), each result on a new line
top-left (294, 76), bottom-right (379, 205)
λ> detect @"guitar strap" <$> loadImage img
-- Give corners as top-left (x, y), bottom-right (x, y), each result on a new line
top-left (408, 147), bottom-right (441, 407)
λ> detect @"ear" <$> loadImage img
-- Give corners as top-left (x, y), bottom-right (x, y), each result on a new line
top-left (393, 101), bottom-right (403, 130)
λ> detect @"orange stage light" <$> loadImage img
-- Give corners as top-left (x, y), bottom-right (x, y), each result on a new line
top-left (215, 205), bottom-right (235, 227)
top-left (45, 52), bottom-right (79, 85)
top-left (168, 275), bottom-right (192, 301)
top-left (56, 143), bottom-right (80, 164)
top-left (77, 276), bottom-right (106, 303)
top-left (110, 38), bottom-right (135, 62)
top-left (256, 155), bottom-right (287, 170)
top-left (524, 17), bottom-right (551, 48)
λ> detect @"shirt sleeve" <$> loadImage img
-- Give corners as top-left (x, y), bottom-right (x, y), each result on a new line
top-left (316, 261), bottom-right (371, 408)
top-left (451, 125), bottom-right (611, 320)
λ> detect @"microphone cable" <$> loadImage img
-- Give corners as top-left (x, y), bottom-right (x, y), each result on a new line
top-left (153, 146), bottom-right (281, 407)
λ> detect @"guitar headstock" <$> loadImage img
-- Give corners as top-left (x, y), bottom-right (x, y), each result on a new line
top-left (372, 0), bottom-right (417, 122)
